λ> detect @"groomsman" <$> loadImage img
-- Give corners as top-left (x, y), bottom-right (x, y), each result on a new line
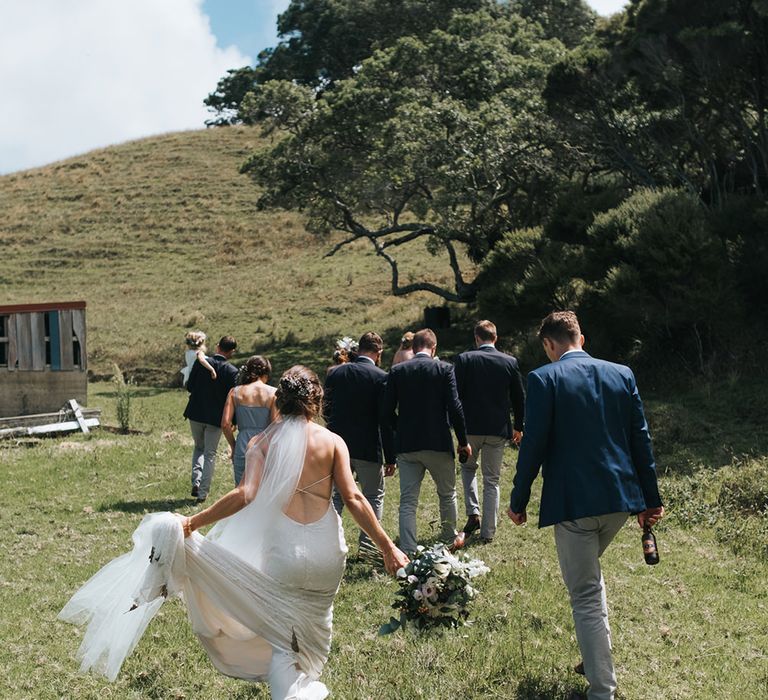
top-left (324, 331), bottom-right (396, 550)
top-left (183, 335), bottom-right (238, 503)
top-left (508, 311), bottom-right (663, 700)
top-left (381, 328), bottom-right (471, 554)
top-left (454, 320), bottom-right (525, 544)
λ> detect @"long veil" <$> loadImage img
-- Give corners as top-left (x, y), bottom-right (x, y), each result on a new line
top-left (205, 415), bottom-right (308, 567)
top-left (58, 415), bottom-right (340, 693)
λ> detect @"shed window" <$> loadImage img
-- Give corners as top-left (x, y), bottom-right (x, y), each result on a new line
top-left (43, 310), bottom-right (82, 370)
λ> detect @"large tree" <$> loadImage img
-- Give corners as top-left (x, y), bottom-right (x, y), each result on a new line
top-left (239, 9), bottom-right (563, 302)
top-left (205, 0), bottom-right (490, 126)
top-left (545, 0), bottom-right (768, 203)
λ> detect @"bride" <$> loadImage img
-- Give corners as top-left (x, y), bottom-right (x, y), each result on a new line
top-left (59, 365), bottom-right (409, 699)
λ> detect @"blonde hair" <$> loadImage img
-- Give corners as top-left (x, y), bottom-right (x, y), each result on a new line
top-left (185, 330), bottom-right (207, 349)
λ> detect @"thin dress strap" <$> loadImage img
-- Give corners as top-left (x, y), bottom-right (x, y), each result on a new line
top-left (295, 474), bottom-right (332, 494)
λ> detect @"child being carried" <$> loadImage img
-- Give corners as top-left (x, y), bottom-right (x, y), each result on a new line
top-left (181, 330), bottom-right (217, 386)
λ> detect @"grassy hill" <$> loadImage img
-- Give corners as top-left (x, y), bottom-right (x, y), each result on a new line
top-left (0, 127), bottom-right (469, 381)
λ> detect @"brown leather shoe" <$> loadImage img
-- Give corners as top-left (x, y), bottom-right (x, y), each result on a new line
top-left (461, 515), bottom-right (481, 537)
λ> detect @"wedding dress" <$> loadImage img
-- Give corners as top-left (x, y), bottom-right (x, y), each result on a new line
top-left (58, 417), bottom-right (348, 699)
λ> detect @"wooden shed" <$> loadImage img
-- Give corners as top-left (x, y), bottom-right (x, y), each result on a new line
top-left (0, 301), bottom-right (88, 416)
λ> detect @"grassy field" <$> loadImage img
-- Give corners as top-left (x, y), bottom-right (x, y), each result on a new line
top-left (0, 379), bottom-right (766, 699)
top-left (0, 127), bottom-right (471, 382)
top-left (2, 128), bottom-right (767, 698)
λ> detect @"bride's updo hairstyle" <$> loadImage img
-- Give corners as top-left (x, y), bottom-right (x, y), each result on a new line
top-left (275, 365), bottom-right (323, 419)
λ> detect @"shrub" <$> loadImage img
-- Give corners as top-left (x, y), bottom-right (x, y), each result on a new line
top-left (578, 188), bottom-right (739, 372)
top-left (112, 364), bottom-right (134, 434)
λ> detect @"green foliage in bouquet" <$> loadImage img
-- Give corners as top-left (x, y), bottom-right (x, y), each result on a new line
top-left (379, 544), bottom-right (489, 635)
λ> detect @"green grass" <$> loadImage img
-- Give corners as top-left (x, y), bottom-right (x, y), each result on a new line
top-left (2, 127), bottom-right (767, 698)
top-left (1, 380), bottom-right (767, 699)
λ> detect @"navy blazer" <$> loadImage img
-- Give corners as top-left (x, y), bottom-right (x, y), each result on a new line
top-left (323, 357), bottom-right (396, 464)
top-left (509, 351), bottom-right (662, 527)
top-left (183, 354), bottom-right (238, 427)
top-left (381, 354), bottom-right (468, 455)
top-left (454, 345), bottom-right (525, 438)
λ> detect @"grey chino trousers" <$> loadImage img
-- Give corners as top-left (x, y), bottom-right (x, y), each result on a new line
top-left (397, 450), bottom-right (457, 554)
top-left (460, 434), bottom-right (507, 539)
top-left (189, 419), bottom-right (222, 499)
top-left (332, 458), bottom-right (385, 548)
top-left (554, 512), bottom-right (629, 700)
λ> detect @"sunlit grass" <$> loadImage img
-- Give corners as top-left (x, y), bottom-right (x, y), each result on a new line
top-left (0, 382), bottom-right (766, 698)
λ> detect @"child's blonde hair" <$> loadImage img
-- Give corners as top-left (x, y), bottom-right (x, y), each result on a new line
top-left (185, 330), bottom-right (207, 349)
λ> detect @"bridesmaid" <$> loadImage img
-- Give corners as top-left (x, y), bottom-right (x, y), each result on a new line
top-left (391, 331), bottom-right (415, 366)
top-left (222, 355), bottom-right (278, 486)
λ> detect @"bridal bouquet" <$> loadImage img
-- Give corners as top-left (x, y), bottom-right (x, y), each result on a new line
top-left (379, 544), bottom-right (489, 635)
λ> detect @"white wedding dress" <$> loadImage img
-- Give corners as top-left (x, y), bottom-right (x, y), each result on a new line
top-left (59, 417), bottom-right (348, 699)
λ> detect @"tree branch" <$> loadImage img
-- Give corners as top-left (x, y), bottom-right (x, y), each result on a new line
top-left (318, 192), bottom-right (476, 301)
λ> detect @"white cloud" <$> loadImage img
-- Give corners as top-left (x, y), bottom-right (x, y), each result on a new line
top-left (586, 0), bottom-right (629, 16)
top-left (0, 0), bottom-right (251, 174)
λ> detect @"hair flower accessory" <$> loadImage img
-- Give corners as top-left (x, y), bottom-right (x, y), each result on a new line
top-left (335, 336), bottom-right (359, 353)
top-left (280, 373), bottom-right (313, 398)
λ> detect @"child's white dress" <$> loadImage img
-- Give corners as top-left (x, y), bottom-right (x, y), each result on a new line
top-left (180, 349), bottom-right (198, 386)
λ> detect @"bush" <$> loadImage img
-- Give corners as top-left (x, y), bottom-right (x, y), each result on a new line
top-left (578, 188), bottom-right (740, 372)
top-left (717, 458), bottom-right (768, 516)
top-left (476, 226), bottom-right (588, 335)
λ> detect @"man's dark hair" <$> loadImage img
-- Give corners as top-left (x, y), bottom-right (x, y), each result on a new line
top-left (538, 311), bottom-right (581, 344)
top-left (218, 336), bottom-right (238, 353)
top-left (358, 331), bottom-right (383, 354)
top-left (412, 328), bottom-right (437, 352)
top-left (474, 320), bottom-right (497, 343)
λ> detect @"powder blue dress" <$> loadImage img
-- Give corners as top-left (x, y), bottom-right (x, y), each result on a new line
top-left (232, 386), bottom-right (272, 485)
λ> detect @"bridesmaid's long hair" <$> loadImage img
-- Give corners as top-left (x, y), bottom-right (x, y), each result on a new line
top-left (238, 355), bottom-right (272, 385)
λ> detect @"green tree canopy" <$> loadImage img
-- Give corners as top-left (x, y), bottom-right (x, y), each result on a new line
top-left (545, 0), bottom-right (768, 203)
top-left (204, 0), bottom-right (491, 125)
top-left (240, 10), bottom-right (563, 302)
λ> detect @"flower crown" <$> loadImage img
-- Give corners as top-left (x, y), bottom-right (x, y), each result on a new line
top-left (279, 373), bottom-right (313, 399)
top-left (335, 336), bottom-right (358, 352)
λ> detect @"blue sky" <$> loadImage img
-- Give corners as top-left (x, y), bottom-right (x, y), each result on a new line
top-left (0, 0), bottom-right (628, 175)
top-left (203, 0), bottom-right (290, 64)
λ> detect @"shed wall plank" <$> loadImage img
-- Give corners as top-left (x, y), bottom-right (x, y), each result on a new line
top-left (16, 314), bottom-right (32, 370)
top-left (60, 310), bottom-right (74, 369)
top-left (30, 313), bottom-right (46, 370)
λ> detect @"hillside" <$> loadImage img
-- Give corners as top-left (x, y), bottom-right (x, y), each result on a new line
top-left (0, 127), bottom-right (464, 380)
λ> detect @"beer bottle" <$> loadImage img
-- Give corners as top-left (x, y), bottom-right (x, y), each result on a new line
top-left (642, 525), bottom-right (660, 565)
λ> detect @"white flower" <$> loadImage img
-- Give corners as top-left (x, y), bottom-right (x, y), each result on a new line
top-left (396, 567), bottom-right (407, 579)
top-left (407, 574), bottom-right (418, 584)
top-left (335, 336), bottom-right (359, 352)
top-left (413, 589), bottom-right (424, 601)
top-left (432, 561), bottom-right (451, 578)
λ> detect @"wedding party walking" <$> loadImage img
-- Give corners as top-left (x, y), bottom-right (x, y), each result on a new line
top-left (8, 1), bottom-right (765, 698)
